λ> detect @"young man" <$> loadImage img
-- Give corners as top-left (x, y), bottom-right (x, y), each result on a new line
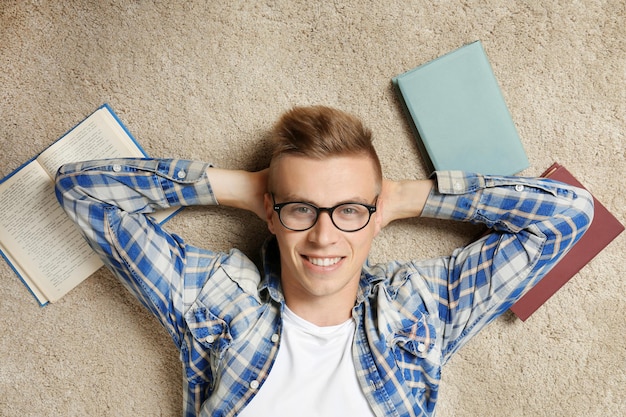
top-left (55, 106), bottom-right (593, 417)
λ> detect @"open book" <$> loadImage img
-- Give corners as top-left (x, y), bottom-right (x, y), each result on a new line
top-left (0, 104), bottom-right (178, 305)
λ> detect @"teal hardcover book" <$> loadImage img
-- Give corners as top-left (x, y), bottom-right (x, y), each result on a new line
top-left (393, 41), bottom-right (529, 175)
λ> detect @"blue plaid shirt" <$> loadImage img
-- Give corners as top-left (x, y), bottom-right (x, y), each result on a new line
top-left (55, 158), bottom-right (593, 417)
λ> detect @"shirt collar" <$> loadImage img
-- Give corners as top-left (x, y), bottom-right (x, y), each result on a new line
top-left (259, 236), bottom-right (284, 304)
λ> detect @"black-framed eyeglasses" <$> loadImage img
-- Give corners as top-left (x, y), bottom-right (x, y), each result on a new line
top-left (272, 194), bottom-right (378, 232)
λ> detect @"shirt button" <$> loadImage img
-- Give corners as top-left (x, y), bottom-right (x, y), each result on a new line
top-left (417, 343), bottom-right (426, 353)
top-left (271, 333), bottom-right (279, 343)
top-left (515, 184), bottom-right (525, 192)
top-left (205, 335), bottom-right (215, 343)
top-left (112, 164), bottom-right (122, 172)
top-left (453, 182), bottom-right (462, 191)
top-left (176, 170), bottom-right (187, 179)
top-left (250, 380), bottom-right (260, 390)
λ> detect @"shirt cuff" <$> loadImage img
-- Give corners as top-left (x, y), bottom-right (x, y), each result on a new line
top-left (155, 159), bottom-right (218, 207)
top-left (421, 171), bottom-right (483, 222)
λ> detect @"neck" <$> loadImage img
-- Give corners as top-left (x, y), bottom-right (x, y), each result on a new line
top-left (284, 297), bottom-right (354, 327)
top-left (281, 283), bottom-right (358, 327)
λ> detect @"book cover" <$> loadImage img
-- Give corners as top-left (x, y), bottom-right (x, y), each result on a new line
top-left (393, 41), bottom-right (529, 175)
top-left (510, 163), bottom-right (624, 321)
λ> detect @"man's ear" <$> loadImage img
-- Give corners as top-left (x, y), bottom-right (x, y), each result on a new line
top-left (264, 193), bottom-right (277, 234)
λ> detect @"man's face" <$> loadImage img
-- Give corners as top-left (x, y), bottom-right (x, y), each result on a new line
top-left (265, 154), bottom-right (382, 305)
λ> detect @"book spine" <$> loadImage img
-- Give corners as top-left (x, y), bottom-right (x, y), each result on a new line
top-left (392, 79), bottom-right (436, 174)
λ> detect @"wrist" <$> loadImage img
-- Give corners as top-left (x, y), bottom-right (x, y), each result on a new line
top-left (381, 179), bottom-right (434, 226)
top-left (206, 168), bottom-right (268, 218)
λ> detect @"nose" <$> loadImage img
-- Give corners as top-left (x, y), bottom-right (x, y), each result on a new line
top-left (307, 211), bottom-right (340, 245)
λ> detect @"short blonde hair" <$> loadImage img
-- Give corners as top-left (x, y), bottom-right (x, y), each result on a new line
top-left (268, 106), bottom-right (382, 191)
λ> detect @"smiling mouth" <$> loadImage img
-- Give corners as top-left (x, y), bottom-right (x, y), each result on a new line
top-left (306, 256), bottom-right (343, 267)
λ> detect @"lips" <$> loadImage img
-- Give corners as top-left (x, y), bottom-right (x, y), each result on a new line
top-left (306, 256), bottom-right (343, 267)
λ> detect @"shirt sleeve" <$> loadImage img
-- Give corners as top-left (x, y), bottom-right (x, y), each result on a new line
top-left (55, 158), bottom-right (218, 347)
top-left (417, 171), bottom-right (594, 361)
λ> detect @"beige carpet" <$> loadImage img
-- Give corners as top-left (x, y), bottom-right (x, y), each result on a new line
top-left (1, 1), bottom-right (624, 416)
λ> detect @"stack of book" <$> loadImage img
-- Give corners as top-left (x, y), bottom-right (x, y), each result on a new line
top-left (393, 41), bottom-right (623, 320)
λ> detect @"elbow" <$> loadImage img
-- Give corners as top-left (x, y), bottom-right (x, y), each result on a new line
top-left (566, 186), bottom-right (595, 248)
top-left (535, 186), bottom-right (594, 269)
top-left (54, 163), bottom-right (73, 192)
top-left (54, 163), bottom-right (82, 207)
top-left (54, 171), bottom-right (70, 208)
top-left (55, 161), bottom-right (81, 178)
top-left (576, 187), bottom-right (594, 231)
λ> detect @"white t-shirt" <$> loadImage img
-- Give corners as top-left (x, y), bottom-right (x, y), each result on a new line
top-left (238, 306), bottom-right (375, 417)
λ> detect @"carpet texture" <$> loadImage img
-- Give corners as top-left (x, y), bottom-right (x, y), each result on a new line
top-left (1, 1), bottom-right (624, 416)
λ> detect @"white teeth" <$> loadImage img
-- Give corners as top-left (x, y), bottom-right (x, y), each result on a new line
top-left (308, 257), bottom-right (342, 267)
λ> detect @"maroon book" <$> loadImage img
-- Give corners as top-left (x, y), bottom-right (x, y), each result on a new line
top-left (510, 163), bottom-right (624, 321)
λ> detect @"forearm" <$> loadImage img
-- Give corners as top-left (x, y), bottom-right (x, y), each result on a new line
top-left (422, 172), bottom-right (594, 236)
top-left (421, 171), bottom-right (594, 275)
top-left (55, 158), bottom-right (269, 247)
top-left (55, 158), bottom-right (218, 216)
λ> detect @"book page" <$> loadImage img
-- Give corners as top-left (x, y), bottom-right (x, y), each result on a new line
top-left (0, 240), bottom-right (47, 303)
top-left (37, 107), bottom-right (177, 223)
top-left (37, 107), bottom-right (144, 178)
top-left (0, 162), bottom-right (102, 303)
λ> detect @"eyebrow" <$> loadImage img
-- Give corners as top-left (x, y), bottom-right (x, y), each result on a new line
top-left (275, 193), bottom-right (376, 206)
